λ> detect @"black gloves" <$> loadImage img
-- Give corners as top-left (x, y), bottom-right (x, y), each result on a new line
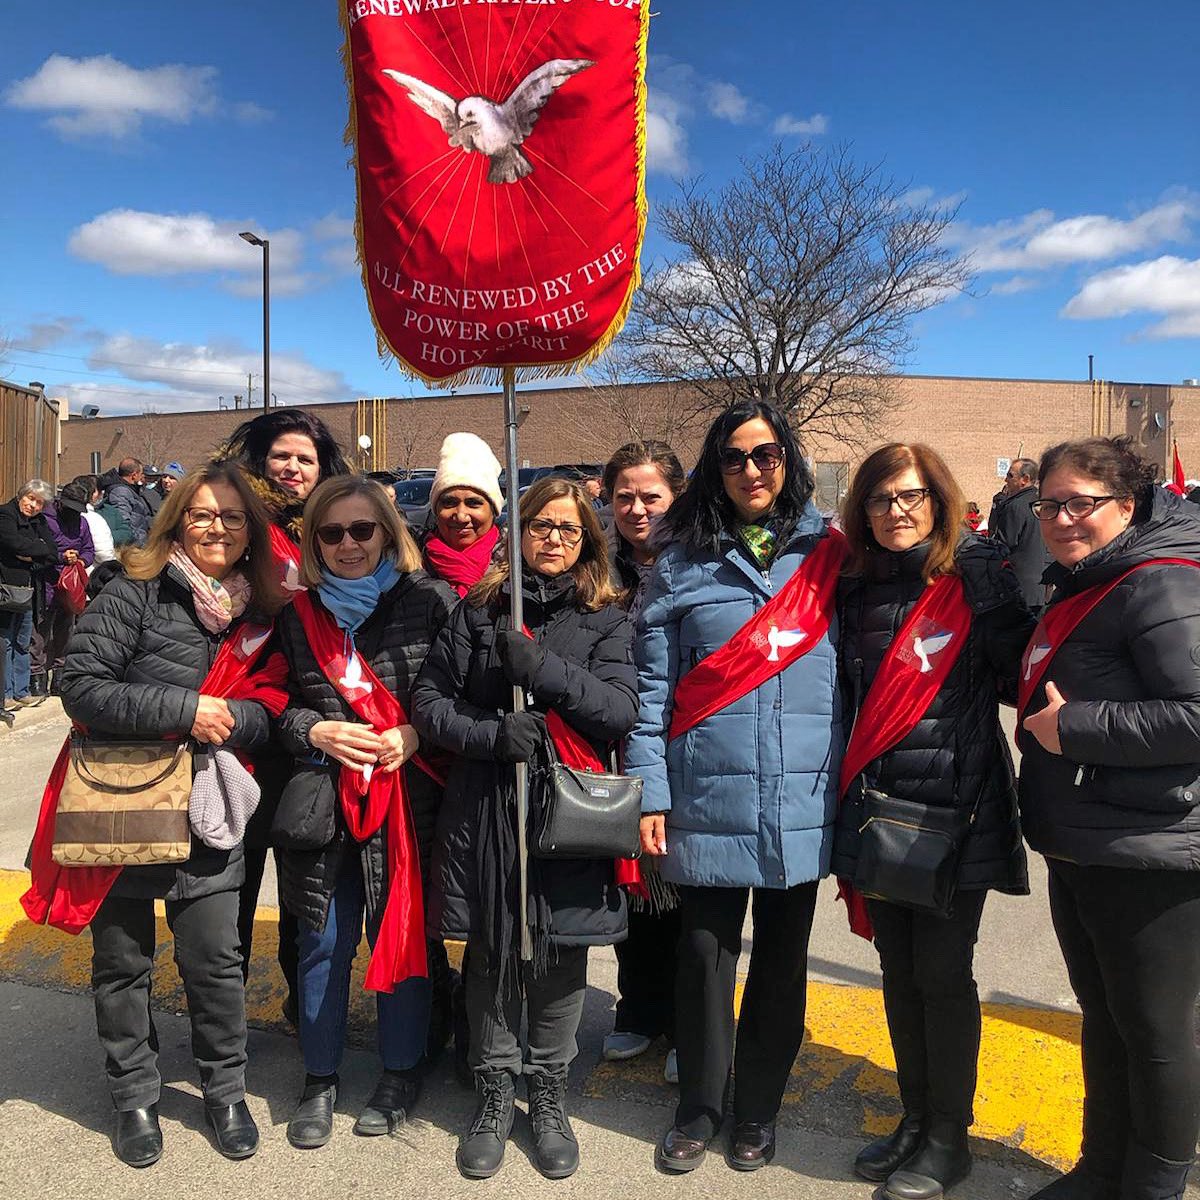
top-left (497, 629), bottom-right (545, 690)
top-left (494, 711), bottom-right (545, 763)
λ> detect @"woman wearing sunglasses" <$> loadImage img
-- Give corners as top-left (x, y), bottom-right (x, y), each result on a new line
top-left (272, 475), bottom-right (455, 1149)
top-left (411, 477), bottom-right (637, 1180)
top-left (831, 444), bottom-right (1031, 1200)
top-left (624, 400), bottom-right (844, 1173)
top-left (1018, 438), bottom-right (1200, 1200)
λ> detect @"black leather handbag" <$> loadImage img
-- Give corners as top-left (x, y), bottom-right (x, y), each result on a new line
top-left (0, 583), bottom-right (33, 613)
top-left (530, 737), bottom-right (643, 861)
top-left (270, 758), bottom-right (339, 850)
top-left (852, 788), bottom-right (976, 918)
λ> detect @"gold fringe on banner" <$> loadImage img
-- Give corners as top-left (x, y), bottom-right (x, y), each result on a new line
top-left (336, 0), bottom-right (652, 391)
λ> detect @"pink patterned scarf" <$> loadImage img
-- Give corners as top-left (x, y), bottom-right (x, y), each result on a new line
top-left (169, 545), bottom-right (251, 633)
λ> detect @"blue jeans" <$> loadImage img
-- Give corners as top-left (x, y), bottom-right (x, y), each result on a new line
top-left (2, 609), bottom-right (33, 699)
top-left (297, 855), bottom-right (431, 1076)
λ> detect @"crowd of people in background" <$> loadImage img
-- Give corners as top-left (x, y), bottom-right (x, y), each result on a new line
top-left (11, 404), bottom-right (1200, 1200)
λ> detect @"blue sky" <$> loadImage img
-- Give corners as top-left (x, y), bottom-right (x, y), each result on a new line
top-left (2, 0), bottom-right (1198, 417)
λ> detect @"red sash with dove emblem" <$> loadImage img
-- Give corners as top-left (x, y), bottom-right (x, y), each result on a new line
top-left (834, 573), bottom-right (974, 939)
top-left (268, 523), bottom-right (306, 596)
top-left (22, 620), bottom-right (289, 934)
top-left (290, 590), bottom-right (442, 991)
top-left (1016, 558), bottom-right (1200, 718)
top-left (667, 529), bottom-right (848, 741)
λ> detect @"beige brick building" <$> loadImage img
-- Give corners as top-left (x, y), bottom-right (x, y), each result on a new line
top-left (54, 374), bottom-right (1199, 515)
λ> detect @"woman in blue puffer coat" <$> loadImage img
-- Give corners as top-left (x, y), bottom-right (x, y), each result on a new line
top-left (625, 400), bottom-right (844, 1175)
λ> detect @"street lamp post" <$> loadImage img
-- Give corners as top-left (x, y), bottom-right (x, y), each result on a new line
top-left (239, 231), bottom-right (270, 411)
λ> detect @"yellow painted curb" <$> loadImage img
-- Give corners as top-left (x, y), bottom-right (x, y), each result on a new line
top-left (2, 868), bottom-right (1082, 1168)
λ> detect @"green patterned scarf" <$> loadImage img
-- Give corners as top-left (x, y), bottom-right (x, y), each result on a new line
top-left (738, 522), bottom-right (777, 566)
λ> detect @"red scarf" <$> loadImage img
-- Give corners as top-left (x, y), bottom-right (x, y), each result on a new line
top-left (21, 620), bottom-right (289, 935)
top-left (834, 574), bottom-right (974, 940)
top-left (291, 590), bottom-right (437, 991)
top-left (521, 624), bottom-right (646, 898)
top-left (269, 523), bottom-right (306, 595)
top-left (1017, 557), bottom-right (1200, 717)
top-left (424, 526), bottom-right (500, 598)
top-left (669, 529), bottom-right (847, 740)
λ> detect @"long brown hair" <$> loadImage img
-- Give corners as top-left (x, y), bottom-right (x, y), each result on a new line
top-left (125, 460), bottom-right (281, 610)
top-left (841, 443), bottom-right (966, 580)
top-left (298, 475), bottom-right (422, 587)
top-left (471, 477), bottom-right (619, 613)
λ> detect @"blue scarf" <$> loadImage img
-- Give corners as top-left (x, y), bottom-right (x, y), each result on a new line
top-left (317, 558), bottom-right (402, 636)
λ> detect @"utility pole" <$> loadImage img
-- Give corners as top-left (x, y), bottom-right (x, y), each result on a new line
top-left (246, 372), bottom-right (254, 407)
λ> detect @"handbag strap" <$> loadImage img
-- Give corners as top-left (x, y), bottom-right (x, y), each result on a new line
top-left (69, 734), bottom-right (191, 793)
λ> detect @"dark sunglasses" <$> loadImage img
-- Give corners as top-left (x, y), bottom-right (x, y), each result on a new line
top-left (718, 442), bottom-right (785, 475)
top-left (316, 520), bottom-right (379, 546)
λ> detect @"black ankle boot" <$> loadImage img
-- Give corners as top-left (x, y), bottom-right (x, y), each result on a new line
top-left (884, 1120), bottom-right (971, 1200)
top-left (205, 1099), bottom-right (259, 1159)
top-left (457, 1071), bottom-right (516, 1179)
top-left (1029, 1163), bottom-right (1121, 1200)
top-left (287, 1074), bottom-right (337, 1149)
top-left (353, 1068), bottom-right (421, 1136)
top-left (115, 1104), bottom-right (162, 1168)
top-left (856, 1114), bottom-right (925, 1182)
top-left (1119, 1141), bottom-right (1193, 1200)
top-left (527, 1071), bottom-right (579, 1179)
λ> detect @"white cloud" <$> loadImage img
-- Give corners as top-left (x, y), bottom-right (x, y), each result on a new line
top-left (68, 209), bottom-right (304, 278)
top-left (1062, 255), bottom-right (1200, 339)
top-left (991, 276), bottom-right (1039, 295)
top-left (5, 54), bottom-right (218, 138)
top-left (896, 186), bottom-right (968, 214)
top-left (232, 100), bottom-right (274, 124)
top-left (947, 197), bottom-right (1196, 272)
top-left (646, 89), bottom-right (689, 176)
top-left (706, 81), bottom-right (753, 124)
top-left (15, 315), bottom-right (99, 350)
top-left (310, 214), bottom-right (359, 274)
top-left (772, 112), bottom-right (829, 137)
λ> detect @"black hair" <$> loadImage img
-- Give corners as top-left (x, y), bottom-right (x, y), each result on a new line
top-left (662, 400), bottom-right (813, 555)
top-left (223, 409), bottom-right (351, 483)
top-left (1039, 436), bottom-right (1160, 518)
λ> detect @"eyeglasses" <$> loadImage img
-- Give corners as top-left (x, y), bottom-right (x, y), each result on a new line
top-left (718, 442), bottom-right (785, 475)
top-left (1030, 495), bottom-right (1121, 521)
top-left (185, 507), bottom-right (247, 531)
top-left (316, 520), bottom-right (379, 545)
top-left (864, 488), bottom-right (931, 518)
top-left (525, 518), bottom-right (584, 546)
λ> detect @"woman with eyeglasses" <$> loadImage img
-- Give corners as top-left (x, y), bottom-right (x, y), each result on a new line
top-left (1018, 437), bottom-right (1200, 1200)
top-left (411, 477), bottom-right (637, 1180)
top-left (624, 400), bottom-right (844, 1174)
top-left (52, 462), bottom-right (284, 1165)
top-left (831, 444), bottom-right (1031, 1200)
top-left (272, 475), bottom-right (454, 1149)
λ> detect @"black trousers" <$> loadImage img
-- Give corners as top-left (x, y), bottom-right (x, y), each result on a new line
top-left (90, 890), bottom-right (247, 1111)
top-left (868, 889), bottom-right (987, 1126)
top-left (1047, 858), bottom-right (1200, 1165)
top-left (464, 940), bottom-right (588, 1077)
top-left (674, 882), bottom-right (818, 1140)
top-left (237, 844), bottom-right (299, 1004)
top-left (613, 905), bottom-right (681, 1040)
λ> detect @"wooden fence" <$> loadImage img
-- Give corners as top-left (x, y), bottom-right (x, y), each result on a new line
top-left (0, 383), bottom-right (60, 500)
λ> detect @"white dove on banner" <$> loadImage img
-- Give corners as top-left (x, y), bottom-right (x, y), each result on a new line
top-left (238, 627), bottom-right (271, 660)
top-left (281, 556), bottom-right (304, 593)
top-left (383, 58), bottom-right (595, 184)
top-left (767, 624), bottom-right (806, 663)
top-left (1024, 643), bottom-right (1052, 681)
top-left (913, 630), bottom-right (954, 674)
top-left (339, 652), bottom-right (374, 697)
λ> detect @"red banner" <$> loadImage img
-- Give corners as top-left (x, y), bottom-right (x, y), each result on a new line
top-left (341, 0), bottom-right (649, 384)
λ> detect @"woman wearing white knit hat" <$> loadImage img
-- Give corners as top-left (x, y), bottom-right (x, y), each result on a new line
top-left (423, 433), bottom-right (504, 599)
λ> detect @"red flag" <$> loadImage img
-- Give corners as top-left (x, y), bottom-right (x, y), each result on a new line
top-left (341, 0), bottom-right (649, 385)
top-left (1169, 441), bottom-right (1187, 495)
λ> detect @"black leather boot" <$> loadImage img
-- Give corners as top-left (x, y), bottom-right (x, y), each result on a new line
top-left (287, 1074), bottom-right (337, 1149)
top-left (1028, 1163), bottom-right (1121, 1200)
top-left (353, 1068), bottom-right (420, 1136)
top-left (527, 1071), bottom-right (579, 1179)
top-left (457, 1070), bottom-right (516, 1179)
top-left (884, 1120), bottom-right (972, 1200)
top-left (114, 1104), bottom-right (162, 1168)
top-left (205, 1099), bottom-right (259, 1159)
top-left (856, 1114), bottom-right (925, 1182)
top-left (1119, 1141), bottom-right (1193, 1200)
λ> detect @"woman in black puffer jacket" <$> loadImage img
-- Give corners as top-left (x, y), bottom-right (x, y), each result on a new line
top-left (831, 444), bottom-right (1031, 1200)
top-left (1019, 438), bottom-right (1200, 1200)
top-left (274, 475), bottom-right (454, 1150)
top-left (411, 477), bottom-right (637, 1182)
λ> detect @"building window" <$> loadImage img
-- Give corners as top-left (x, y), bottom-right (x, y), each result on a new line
top-left (813, 461), bottom-right (849, 513)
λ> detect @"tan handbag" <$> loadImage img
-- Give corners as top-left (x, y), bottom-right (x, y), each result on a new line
top-left (52, 734), bottom-right (194, 867)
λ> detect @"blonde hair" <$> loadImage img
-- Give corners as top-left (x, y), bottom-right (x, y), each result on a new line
top-left (471, 477), bottom-right (619, 613)
top-left (299, 475), bottom-right (422, 587)
top-left (125, 461), bottom-right (281, 610)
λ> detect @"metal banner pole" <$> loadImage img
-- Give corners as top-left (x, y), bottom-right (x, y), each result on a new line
top-left (502, 366), bottom-right (533, 962)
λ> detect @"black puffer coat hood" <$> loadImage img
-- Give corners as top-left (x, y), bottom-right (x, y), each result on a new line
top-left (831, 535), bottom-right (1032, 893)
top-left (1019, 489), bottom-right (1200, 869)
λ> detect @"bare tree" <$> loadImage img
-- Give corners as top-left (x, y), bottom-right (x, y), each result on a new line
top-left (391, 397), bottom-right (445, 474)
top-left (621, 143), bottom-right (973, 447)
top-left (571, 356), bottom-right (705, 452)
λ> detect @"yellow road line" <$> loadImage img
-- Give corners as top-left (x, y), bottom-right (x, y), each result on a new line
top-left (1, 868), bottom-right (1082, 1168)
